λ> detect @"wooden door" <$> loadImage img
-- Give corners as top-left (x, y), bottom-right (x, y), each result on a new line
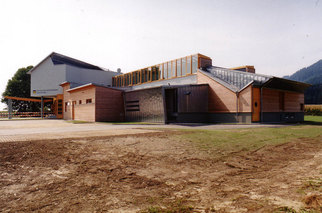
top-left (56, 94), bottom-right (63, 119)
top-left (252, 87), bottom-right (261, 122)
top-left (72, 101), bottom-right (76, 120)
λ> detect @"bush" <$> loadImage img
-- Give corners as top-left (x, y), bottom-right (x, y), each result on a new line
top-left (304, 105), bottom-right (322, 116)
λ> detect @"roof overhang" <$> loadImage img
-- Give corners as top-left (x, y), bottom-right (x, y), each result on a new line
top-left (262, 77), bottom-right (311, 93)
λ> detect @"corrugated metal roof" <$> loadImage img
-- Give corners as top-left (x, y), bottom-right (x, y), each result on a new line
top-left (50, 52), bottom-right (104, 70)
top-left (205, 66), bottom-right (271, 91)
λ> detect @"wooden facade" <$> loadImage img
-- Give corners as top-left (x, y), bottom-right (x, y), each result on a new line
top-left (262, 88), bottom-right (304, 113)
top-left (61, 83), bottom-right (124, 122)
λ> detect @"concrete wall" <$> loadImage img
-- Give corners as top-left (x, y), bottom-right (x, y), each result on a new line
top-left (30, 57), bottom-right (66, 97)
top-left (95, 87), bottom-right (124, 122)
top-left (66, 65), bottom-right (118, 88)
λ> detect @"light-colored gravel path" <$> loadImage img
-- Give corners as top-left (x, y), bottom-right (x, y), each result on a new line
top-left (0, 119), bottom-right (289, 142)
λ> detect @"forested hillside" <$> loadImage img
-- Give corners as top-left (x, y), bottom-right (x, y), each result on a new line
top-left (284, 60), bottom-right (322, 104)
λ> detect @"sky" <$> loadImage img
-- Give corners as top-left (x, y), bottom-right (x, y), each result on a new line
top-left (0, 0), bottom-right (322, 110)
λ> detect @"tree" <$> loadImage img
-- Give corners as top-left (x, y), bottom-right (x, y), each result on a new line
top-left (1, 66), bottom-right (41, 112)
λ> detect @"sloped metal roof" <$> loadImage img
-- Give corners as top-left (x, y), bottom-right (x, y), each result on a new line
top-left (203, 66), bottom-right (310, 93)
top-left (28, 52), bottom-right (105, 74)
top-left (206, 66), bottom-right (271, 91)
top-left (50, 52), bottom-right (103, 70)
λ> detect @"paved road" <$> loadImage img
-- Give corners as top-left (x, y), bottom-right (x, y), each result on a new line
top-left (0, 119), bottom-right (288, 142)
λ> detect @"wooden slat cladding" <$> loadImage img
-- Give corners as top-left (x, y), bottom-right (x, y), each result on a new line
top-left (197, 71), bottom-right (237, 112)
top-left (285, 91), bottom-right (304, 112)
top-left (262, 88), bottom-right (304, 112)
top-left (95, 87), bottom-right (124, 122)
top-left (177, 85), bottom-right (208, 113)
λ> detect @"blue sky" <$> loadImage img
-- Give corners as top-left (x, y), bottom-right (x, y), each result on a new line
top-left (0, 0), bottom-right (321, 110)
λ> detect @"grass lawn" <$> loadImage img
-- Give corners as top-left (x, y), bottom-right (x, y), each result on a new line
top-left (304, 115), bottom-right (322, 123)
top-left (176, 125), bottom-right (322, 158)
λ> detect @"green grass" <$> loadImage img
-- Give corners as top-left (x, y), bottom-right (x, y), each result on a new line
top-left (101, 121), bottom-right (159, 125)
top-left (304, 115), bottom-right (322, 123)
top-left (176, 125), bottom-right (322, 156)
top-left (65, 120), bottom-right (92, 124)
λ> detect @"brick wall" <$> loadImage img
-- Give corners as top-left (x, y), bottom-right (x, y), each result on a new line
top-left (69, 86), bottom-right (96, 122)
top-left (238, 85), bottom-right (252, 112)
top-left (125, 87), bottom-right (164, 123)
top-left (197, 71), bottom-right (237, 112)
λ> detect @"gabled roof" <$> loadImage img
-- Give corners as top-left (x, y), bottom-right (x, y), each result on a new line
top-left (66, 83), bottom-right (124, 93)
top-left (27, 52), bottom-right (105, 74)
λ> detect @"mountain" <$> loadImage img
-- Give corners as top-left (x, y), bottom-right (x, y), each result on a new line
top-left (284, 59), bottom-right (322, 84)
top-left (284, 60), bottom-right (322, 104)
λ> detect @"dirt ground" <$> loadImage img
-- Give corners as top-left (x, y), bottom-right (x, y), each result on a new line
top-left (0, 130), bottom-right (321, 212)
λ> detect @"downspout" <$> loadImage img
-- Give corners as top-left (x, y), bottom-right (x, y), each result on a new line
top-left (236, 92), bottom-right (239, 123)
top-left (162, 87), bottom-right (167, 124)
top-left (41, 96), bottom-right (44, 119)
top-left (260, 87), bottom-right (263, 123)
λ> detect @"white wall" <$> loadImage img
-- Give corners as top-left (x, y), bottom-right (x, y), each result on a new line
top-left (30, 58), bottom-right (66, 97)
top-left (66, 65), bottom-right (119, 88)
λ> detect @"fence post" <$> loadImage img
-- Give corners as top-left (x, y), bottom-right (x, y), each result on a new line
top-left (41, 96), bottom-right (44, 119)
top-left (8, 99), bottom-right (12, 119)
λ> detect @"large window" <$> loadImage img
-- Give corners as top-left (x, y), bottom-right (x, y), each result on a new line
top-left (159, 64), bottom-right (163, 79)
top-left (167, 62), bottom-right (171, 78)
top-left (192, 55), bottom-right (198, 73)
top-left (182, 57), bottom-right (187, 76)
top-left (172, 60), bottom-right (176, 78)
top-left (164, 63), bottom-right (168, 79)
top-left (187, 56), bottom-right (191, 74)
top-left (176, 59), bottom-right (181, 77)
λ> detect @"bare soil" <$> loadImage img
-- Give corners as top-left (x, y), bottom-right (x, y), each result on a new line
top-left (0, 131), bottom-right (321, 212)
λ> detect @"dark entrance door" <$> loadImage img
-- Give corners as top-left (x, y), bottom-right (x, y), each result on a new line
top-left (165, 89), bottom-right (178, 123)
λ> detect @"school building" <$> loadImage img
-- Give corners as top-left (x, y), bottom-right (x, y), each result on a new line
top-left (28, 52), bottom-right (310, 123)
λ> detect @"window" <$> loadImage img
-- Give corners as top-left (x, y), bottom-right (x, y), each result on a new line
top-left (164, 63), bottom-right (168, 79)
top-left (167, 62), bottom-right (171, 78)
top-left (177, 59), bottom-right (181, 77)
top-left (125, 100), bottom-right (140, 112)
top-left (86, 99), bottom-right (92, 104)
top-left (182, 57), bottom-right (187, 76)
top-left (79, 100), bottom-right (82, 104)
top-left (172, 60), bottom-right (176, 78)
top-left (187, 56), bottom-right (191, 74)
top-left (192, 55), bottom-right (198, 73)
top-left (159, 64), bottom-right (163, 79)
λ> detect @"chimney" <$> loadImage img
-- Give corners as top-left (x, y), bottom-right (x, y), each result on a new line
top-left (231, 66), bottom-right (255, 73)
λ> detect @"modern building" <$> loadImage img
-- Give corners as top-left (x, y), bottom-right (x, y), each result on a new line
top-left (29, 52), bottom-right (310, 123)
top-left (28, 52), bottom-right (120, 119)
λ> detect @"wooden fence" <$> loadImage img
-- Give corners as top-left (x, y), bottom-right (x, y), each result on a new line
top-left (0, 112), bottom-right (54, 118)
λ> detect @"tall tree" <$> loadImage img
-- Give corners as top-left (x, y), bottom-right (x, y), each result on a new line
top-left (1, 66), bottom-right (41, 112)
